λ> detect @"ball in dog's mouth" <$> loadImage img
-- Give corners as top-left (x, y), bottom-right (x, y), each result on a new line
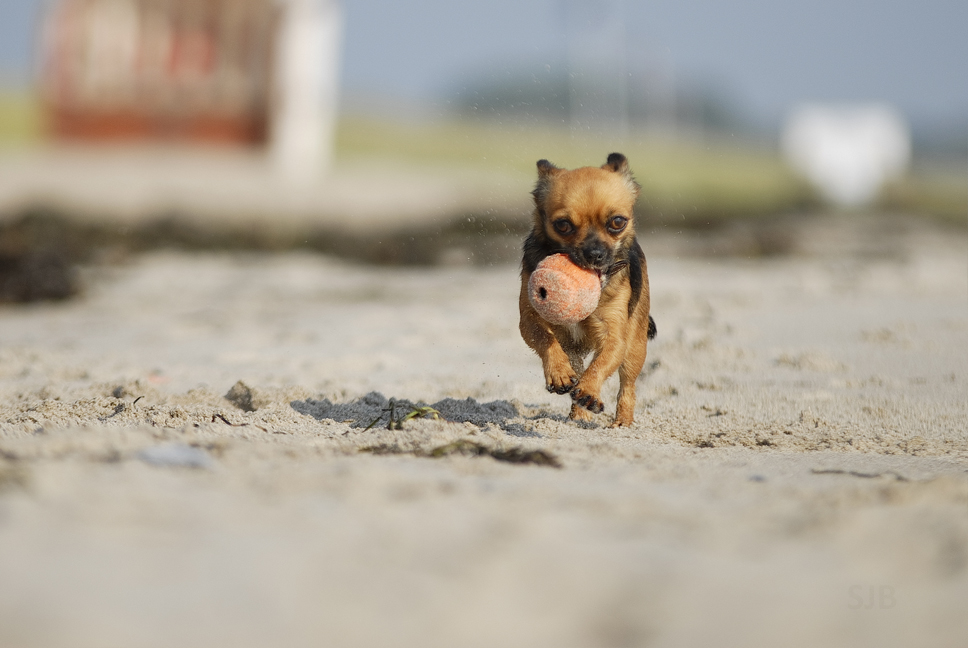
top-left (528, 254), bottom-right (602, 325)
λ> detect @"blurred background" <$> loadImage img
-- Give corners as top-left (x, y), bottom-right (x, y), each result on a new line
top-left (0, 0), bottom-right (966, 299)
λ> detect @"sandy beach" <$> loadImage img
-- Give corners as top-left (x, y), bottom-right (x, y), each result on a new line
top-left (0, 210), bottom-right (966, 647)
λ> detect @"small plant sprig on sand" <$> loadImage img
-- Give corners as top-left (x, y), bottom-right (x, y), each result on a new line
top-left (363, 399), bottom-right (441, 431)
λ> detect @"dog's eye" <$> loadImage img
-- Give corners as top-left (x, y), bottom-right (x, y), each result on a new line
top-left (607, 215), bottom-right (628, 233)
top-left (552, 219), bottom-right (575, 235)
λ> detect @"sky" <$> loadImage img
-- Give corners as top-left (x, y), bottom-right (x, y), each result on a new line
top-left (3, 0), bottom-right (966, 128)
top-left (339, 0), bottom-right (967, 127)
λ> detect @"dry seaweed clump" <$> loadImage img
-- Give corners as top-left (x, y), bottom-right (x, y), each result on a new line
top-left (428, 439), bottom-right (562, 468)
top-left (360, 438), bottom-right (561, 469)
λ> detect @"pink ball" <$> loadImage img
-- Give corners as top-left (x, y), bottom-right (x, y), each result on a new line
top-left (528, 254), bottom-right (602, 325)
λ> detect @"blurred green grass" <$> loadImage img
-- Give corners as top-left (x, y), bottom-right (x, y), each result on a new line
top-left (334, 115), bottom-right (819, 227)
top-left (0, 90), bottom-right (45, 147)
top-left (882, 163), bottom-right (968, 225)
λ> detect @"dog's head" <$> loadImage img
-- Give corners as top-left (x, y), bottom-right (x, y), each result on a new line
top-left (530, 153), bottom-right (641, 274)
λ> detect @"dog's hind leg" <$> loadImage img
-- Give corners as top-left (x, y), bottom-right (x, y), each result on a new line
top-left (611, 340), bottom-right (648, 427)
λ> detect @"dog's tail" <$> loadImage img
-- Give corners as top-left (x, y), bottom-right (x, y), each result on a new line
top-left (647, 315), bottom-right (657, 340)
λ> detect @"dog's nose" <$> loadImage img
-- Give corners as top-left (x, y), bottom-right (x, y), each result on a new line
top-left (583, 241), bottom-right (609, 266)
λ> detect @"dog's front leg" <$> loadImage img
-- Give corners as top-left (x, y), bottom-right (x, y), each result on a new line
top-left (570, 314), bottom-right (628, 415)
top-left (519, 280), bottom-right (578, 394)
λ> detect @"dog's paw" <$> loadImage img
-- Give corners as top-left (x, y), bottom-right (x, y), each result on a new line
top-left (546, 373), bottom-right (578, 395)
top-left (608, 415), bottom-right (633, 428)
top-left (568, 404), bottom-right (594, 422)
top-left (609, 403), bottom-right (635, 427)
top-left (570, 387), bottom-right (604, 414)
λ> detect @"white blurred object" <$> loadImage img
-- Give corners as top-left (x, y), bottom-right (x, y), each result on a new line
top-left (782, 104), bottom-right (911, 207)
top-left (270, 0), bottom-right (343, 182)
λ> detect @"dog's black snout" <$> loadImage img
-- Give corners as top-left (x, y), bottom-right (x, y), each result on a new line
top-left (581, 240), bottom-right (610, 267)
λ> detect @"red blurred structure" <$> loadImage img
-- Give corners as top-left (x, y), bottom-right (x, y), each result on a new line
top-left (40, 0), bottom-right (278, 145)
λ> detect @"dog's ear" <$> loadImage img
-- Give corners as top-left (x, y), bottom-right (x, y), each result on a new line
top-left (602, 152), bottom-right (641, 197)
top-left (602, 153), bottom-right (628, 174)
top-left (532, 159), bottom-right (561, 207)
top-left (536, 159), bottom-right (561, 179)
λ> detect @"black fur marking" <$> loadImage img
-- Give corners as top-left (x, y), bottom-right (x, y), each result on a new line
top-left (522, 230), bottom-right (559, 274)
top-left (647, 315), bottom-right (657, 340)
top-left (626, 238), bottom-right (644, 317)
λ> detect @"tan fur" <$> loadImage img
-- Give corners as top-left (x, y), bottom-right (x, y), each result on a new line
top-left (519, 154), bottom-right (652, 427)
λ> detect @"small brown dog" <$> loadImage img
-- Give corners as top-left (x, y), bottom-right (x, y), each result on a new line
top-left (519, 153), bottom-right (656, 427)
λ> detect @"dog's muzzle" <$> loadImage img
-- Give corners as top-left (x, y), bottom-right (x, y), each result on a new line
top-left (575, 237), bottom-right (612, 271)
